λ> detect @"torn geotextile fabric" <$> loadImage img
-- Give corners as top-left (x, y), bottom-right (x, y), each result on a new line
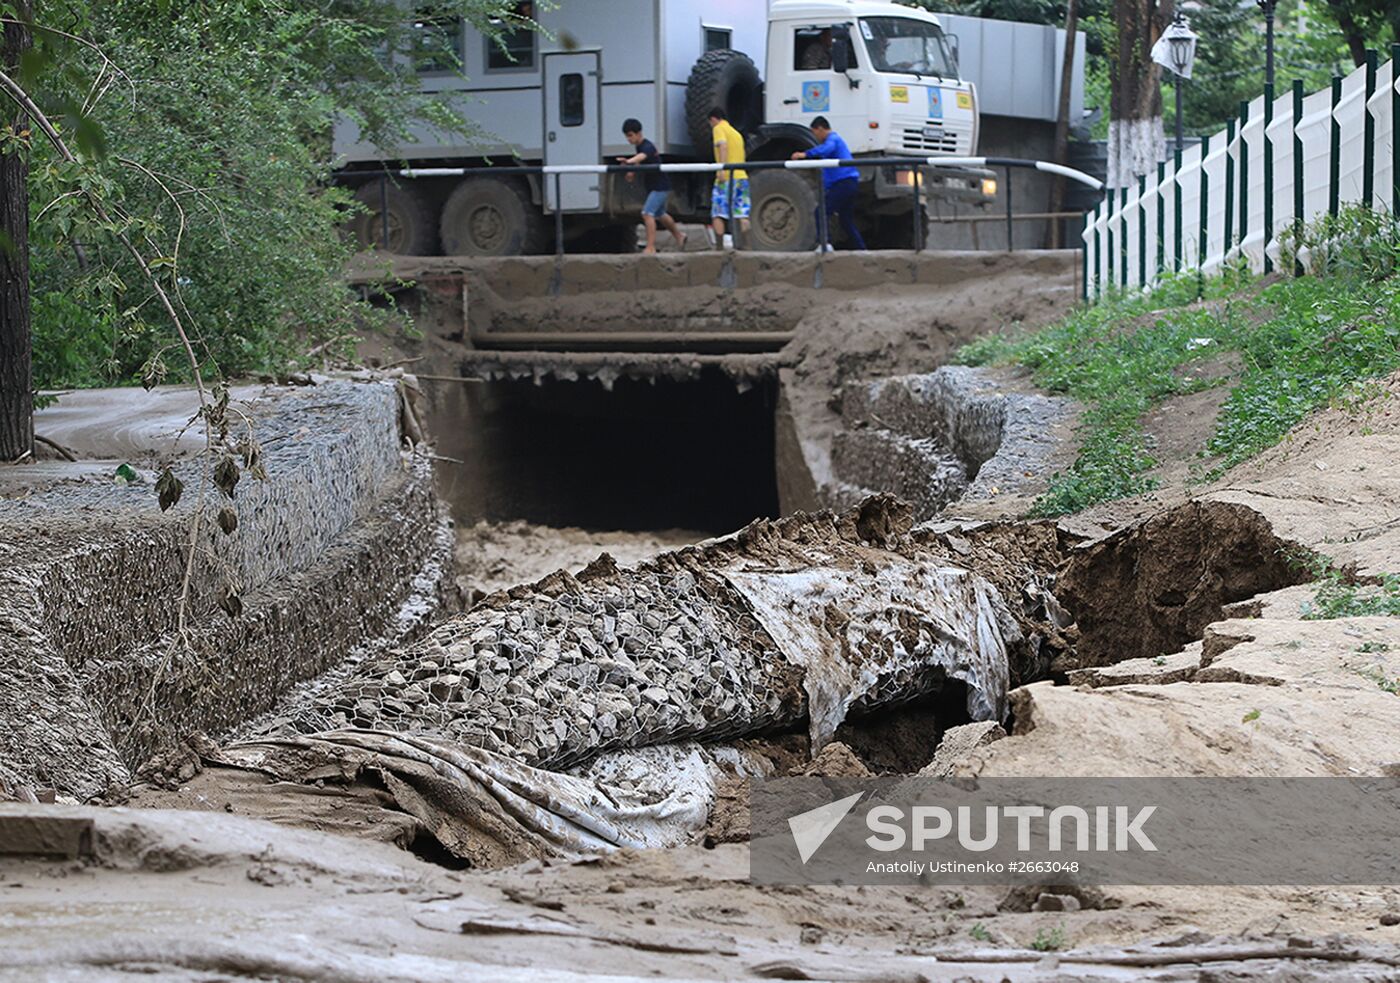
top-left (212, 730), bottom-right (717, 867)
top-left (723, 560), bottom-right (1017, 750)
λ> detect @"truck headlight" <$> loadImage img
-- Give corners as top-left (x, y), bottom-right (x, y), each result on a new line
top-left (894, 169), bottom-right (917, 187)
top-left (981, 177), bottom-right (998, 197)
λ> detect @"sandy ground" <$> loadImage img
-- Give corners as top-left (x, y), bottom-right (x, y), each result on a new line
top-left (454, 520), bottom-right (704, 600)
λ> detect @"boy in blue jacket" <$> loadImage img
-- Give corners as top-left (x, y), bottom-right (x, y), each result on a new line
top-left (791, 117), bottom-right (867, 251)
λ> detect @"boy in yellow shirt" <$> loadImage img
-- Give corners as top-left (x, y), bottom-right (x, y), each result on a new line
top-left (707, 107), bottom-right (750, 248)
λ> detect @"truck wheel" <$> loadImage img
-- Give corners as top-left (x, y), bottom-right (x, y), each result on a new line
top-left (748, 171), bottom-right (818, 251)
top-left (439, 177), bottom-right (547, 256)
top-left (350, 181), bottom-right (437, 255)
top-left (685, 49), bottom-right (762, 153)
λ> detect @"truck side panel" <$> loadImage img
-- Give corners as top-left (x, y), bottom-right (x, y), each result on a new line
top-left (334, 0), bottom-right (660, 165)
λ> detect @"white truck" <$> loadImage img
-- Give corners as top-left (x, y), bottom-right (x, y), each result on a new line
top-left (335, 0), bottom-right (995, 254)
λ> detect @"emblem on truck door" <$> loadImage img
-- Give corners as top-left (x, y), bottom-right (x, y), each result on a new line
top-left (802, 80), bottom-right (830, 113)
top-left (890, 85), bottom-right (909, 103)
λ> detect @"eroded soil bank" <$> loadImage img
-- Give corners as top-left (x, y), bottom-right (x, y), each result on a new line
top-left (7, 257), bottom-right (1400, 979)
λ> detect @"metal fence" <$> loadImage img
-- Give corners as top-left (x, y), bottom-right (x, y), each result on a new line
top-left (1084, 44), bottom-right (1399, 299)
top-left (372, 155), bottom-right (1101, 256)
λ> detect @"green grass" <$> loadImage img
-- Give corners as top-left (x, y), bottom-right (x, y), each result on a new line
top-left (955, 209), bottom-right (1400, 517)
top-left (1030, 925), bottom-right (1067, 952)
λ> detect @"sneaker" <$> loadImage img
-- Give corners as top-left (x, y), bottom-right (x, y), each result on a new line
top-left (814, 242), bottom-right (835, 253)
top-left (722, 234), bottom-right (734, 250)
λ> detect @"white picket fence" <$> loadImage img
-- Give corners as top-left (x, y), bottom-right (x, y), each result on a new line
top-left (1083, 46), bottom-right (1398, 296)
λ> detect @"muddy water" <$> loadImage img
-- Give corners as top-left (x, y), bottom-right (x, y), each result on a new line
top-left (454, 520), bottom-right (704, 601)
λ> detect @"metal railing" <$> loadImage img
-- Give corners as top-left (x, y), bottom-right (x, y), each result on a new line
top-left (357, 155), bottom-right (1102, 259)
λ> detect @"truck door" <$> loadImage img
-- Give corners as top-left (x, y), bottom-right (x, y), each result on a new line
top-left (543, 51), bottom-right (601, 212)
top-left (780, 24), bottom-right (872, 153)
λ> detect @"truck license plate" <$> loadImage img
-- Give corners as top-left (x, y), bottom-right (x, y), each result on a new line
top-left (922, 125), bottom-right (942, 139)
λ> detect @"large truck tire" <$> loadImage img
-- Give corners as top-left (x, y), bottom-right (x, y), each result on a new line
top-left (350, 181), bottom-right (437, 255)
top-left (685, 49), bottom-right (762, 154)
top-left (439, 176), bottom-right (547, 256)
top-left (748, 170), bottom-right (818, 251)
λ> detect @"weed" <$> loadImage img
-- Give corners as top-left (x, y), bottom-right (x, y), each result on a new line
top-left (1030, 926), bottom-right (1067, 952)
top-left (955, 208), bottom-right (1399, 516)
top-left (1153, 656), bottom-right (1166, 666)
top-left (1242, 709), bottom-right (1261, 723)
top-left (1303, 569), bottom-right (1400, 620)
top-left (969, 923), bottom-right (992, 942)
top-left (1358, 641), bottom-right (1393, 654)
top-left (1351, 665), bottom-right (1400, 695)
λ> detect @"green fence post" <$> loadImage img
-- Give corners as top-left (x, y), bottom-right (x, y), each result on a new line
top-left (1199, 133), bottom-right (1210, 270)
top-left (1120, 186), bottom-right (1129, 289)
top-left (1263, 83), bottom-right (1274, 274)
top-left (1393, 44), bottom-right (1399, 217)
top-left (1293, 79), bottom-right (1304, 276)
top-left (1107, 195), bottom-right (1115, 290)
top-left (1329, 75), bottom-right (1341, 217)
top-left (1156, 161), bottom-right (1166, 276)
top-left (1174, 146), bottom-right (1184, 272)
top-left (1364, 50), bottom-right (1377, 207)
top-left (1138, 175), bottom-right (1148, 287)
top-left (1225, 118), bottom-right (1236, 250)
top-left (1238, 101), bottom-right (1250, 263)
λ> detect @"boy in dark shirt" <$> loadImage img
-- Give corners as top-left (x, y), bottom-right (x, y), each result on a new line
top-left (619, 118), bottom-right (688, 253)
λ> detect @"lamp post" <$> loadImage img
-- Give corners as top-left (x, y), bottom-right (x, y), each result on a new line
top-left (1157, 13), bottom-right (1199, 155)
top-left (1258, 0), bottom-right (1278, 90)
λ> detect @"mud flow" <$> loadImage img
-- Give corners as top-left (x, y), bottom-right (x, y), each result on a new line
top-left (10, 253), bottom-right (1397, 979)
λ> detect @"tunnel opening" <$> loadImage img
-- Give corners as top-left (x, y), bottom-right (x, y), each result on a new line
top-left (436, 368), bottom-right (781, 535)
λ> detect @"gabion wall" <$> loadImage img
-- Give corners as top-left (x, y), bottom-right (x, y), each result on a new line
top-left (0, 381), bottom-right (451, 799)
top-left (273, 501), bottom-right (1046, 772)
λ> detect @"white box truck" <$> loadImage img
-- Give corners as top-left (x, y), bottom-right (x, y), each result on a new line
top-left (336, 0), bottom-right (995, 254)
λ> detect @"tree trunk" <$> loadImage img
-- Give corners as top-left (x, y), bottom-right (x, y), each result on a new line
top-left (1108, 0), bottom-right (1172, 189)
top-left (1047, 0), bottom-right (1080, 248)
top-left (0, 11), bottom-right (32, 463)
top-left (1323, 0), bottom-right (1369, 67)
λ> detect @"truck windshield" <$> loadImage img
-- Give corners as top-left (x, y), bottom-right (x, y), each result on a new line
top-left (859, 17), bottom-right (955, 78)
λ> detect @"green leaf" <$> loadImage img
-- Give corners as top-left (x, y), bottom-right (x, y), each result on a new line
top-left (1241, 709), bottom-right (1261, 723)
top-left (216, 505), bottom-right (238, 535)
top-left (155, 467), bottom-right (184, 511)
top-left (114, 462), bottom-right (139, 484)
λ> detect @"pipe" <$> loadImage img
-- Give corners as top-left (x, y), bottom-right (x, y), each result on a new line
top-left (468, 330), bottom-right (796, 353)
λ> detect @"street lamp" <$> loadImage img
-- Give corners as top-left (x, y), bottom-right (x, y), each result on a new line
top-left (1258, 0), bottom-right (1277, 89)
top-left (1153, 13), bottom-right (1198, 154)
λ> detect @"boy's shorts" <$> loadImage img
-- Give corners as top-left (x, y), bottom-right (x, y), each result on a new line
top-left (711, 179), bottom-right (751, 219)
top-left (642, 190), bottom-right (670, 217)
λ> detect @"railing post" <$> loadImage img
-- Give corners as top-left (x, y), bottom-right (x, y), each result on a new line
top-left (1329, 75), bottom-right (1341, 217)
top-left (553, 172), bottom-right (565, 256)
top-left (1138, 174), bottom-right (1147, 288)
top-left (911, 165), bottom-right (923, 252)
top-left (1173, 146), bottom-right (1183, 273)
top-left (1238, 101), bottom-right (1250, 265)
top-left (1292, 79), bottom-right (1304, 276)
top-left (379, 173), bottom-right (390, 251)
top-left (1119, 185), bottom-right (1128, 288)
top-left (1224, 118), bottom-right (1236, 252)
top-left (817, 172), bottom-right (829, 252)
top-left (1156, 161), bottom-right (1166, 277)
top-left (1363, 49), bottom-right (1377, 208)
top-left (1005, 166), bottom-right (1015, 251)
top-left (1199, 133), bottom-right (1210, 271)
top-left (1263, 82), bottom-right (1274, 274)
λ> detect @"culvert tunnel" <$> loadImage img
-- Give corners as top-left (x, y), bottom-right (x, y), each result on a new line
top-left (432, 368), bottom-right (781, 534)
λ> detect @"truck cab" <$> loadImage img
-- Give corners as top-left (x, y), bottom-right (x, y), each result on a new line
top-left (765, 0), bottom-right (978, 159)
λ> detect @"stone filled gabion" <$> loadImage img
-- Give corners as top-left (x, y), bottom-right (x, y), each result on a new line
top-left (284, 564), bottom-right (804, 770)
